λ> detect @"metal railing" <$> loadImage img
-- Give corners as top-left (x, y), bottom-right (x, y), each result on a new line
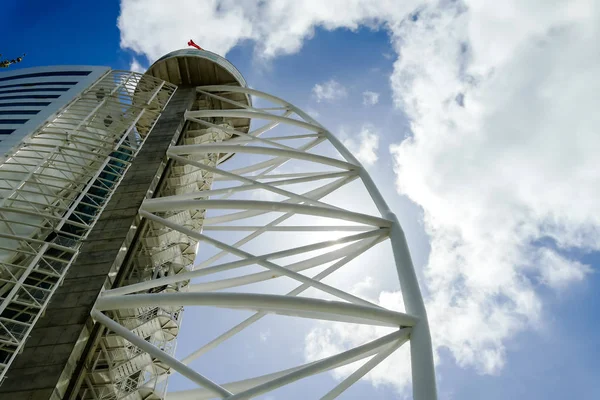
top-left (0, 70), bottom-right (176, 382)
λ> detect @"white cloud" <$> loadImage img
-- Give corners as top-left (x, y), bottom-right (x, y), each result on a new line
top-left (118, 0), bottom-right (254, 61)
top-left (305, 107), bottom-right (320, 118)
top-left (389, 0), bottom-right (599, 376)
top-left (118, 0), bottom-right (419, 61)
top-left (362, 90), bottom-right (380, 106)
top-left (118, 0), bottom-right (600, 394)
top-left (312, 79), bottom-right (348, 103)
top-left (260, 329), bottom-right (271, 343)
top-left (129, 57), bottom-right (146, 73)
top-left (341, 125), bottom-right (380, 166)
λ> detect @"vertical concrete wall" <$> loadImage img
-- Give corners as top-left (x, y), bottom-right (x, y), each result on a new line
top-left (0, 88), bottom-right (196, 400)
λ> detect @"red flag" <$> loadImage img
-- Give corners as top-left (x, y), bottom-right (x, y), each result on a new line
top-left (188, 40), bottom-right (203, 50)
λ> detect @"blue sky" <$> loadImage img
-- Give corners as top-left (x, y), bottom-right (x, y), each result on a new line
top-left (3, 1), bottom-right (600, 399)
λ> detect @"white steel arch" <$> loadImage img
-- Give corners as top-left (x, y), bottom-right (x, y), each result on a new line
top-left (90, 85), bottom-right (437, 399)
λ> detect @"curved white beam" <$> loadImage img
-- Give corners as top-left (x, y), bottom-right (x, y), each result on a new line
top-left (320, 337), bottom-right (408, 400)
top-left (94, 292), bottom-right (418, 328)
top-left (142, 170), bottom-right (353, 203)
top-left (202, 175), bottom-right (354, 225)
top-left (169, 143), bottom-right (356, 170)
top-left (185, 109), bottom-right (322, 135)
top-left (141, 199), bottom-right (391, 228)
top-left (195, 84), bottom-right (438, 400)
top-left (231, 329), bottom-right (410, 400)
top-left (91, 310), bottom-right (231, 398)
top-left (179, 234), bottom-right (386, 367)
top-left (167, 330), bottom-right (409, 400)
top-left (139, 210), bottom-right (382, 307)
top-left (168, 153), bottom-right (340, 210)
top-left (102, 229), bottom-right (384, 297)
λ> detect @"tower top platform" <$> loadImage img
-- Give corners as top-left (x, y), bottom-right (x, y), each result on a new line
top-left (146, 49), bottom-right (248, 89)
top-left (145, 48), bottom-right (252, 160)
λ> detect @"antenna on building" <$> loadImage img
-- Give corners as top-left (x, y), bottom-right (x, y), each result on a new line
top-left (0, 53), bottom-right (26, 68)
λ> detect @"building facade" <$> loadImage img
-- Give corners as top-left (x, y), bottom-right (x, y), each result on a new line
top-left (0, 50), bottom-right (436, 400)
top-left (0, 66), bottom-right (110, 158)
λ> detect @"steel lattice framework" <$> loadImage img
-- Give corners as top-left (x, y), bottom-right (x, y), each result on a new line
top-left (88, 85), bottom-right (437, 399)
top-left (0, 70), bottom-right (175, 382)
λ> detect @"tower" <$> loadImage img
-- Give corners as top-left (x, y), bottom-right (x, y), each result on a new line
top-left (0, 49), bottom-right (436, 399)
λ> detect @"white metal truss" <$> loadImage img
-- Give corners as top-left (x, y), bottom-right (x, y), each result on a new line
top-left (0, 71), bottom-right (176, 382)
top-left (88, 85), bottom-right (437, 399)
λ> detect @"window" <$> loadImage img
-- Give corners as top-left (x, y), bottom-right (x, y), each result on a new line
top-left (0, 110), bottom-right (39, 115)
top-left (0, 88), bottom-right (70, 95)
top-left (0, 102), bottom-right (51, 107)
top-left (0, 119), bottom-right (29, 124)
top-left (0, 94), bottom-right (61, 100)
top-left (0, 70), bottom-right (91, 83)
top-left (0, 81), bottom-right (77, 90)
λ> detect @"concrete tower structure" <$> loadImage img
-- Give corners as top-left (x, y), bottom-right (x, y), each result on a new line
top-left (0, 49), bottom-right (436, 400)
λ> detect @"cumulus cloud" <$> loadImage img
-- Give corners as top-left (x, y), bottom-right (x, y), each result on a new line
top-left (260, 329), bottom-right (272, 343)
top-left (312, 79), bottom-right (348, 103)
top-left (129, 57), bottom-right (146, 73)
top-left (305, 107), bottom-right (320, 118)
top-left (390, 0), bottom-right (599, 375)
top-left (119, 0), bottom-right (254, 60)
top-left (362, 90), bottom-right (380, 106)
top-left (118, 0), bottom-right (419, 61)
top-left (341, 125), bottom-right (380, 166)
top-left (118, 0), bottom-right (600, 393)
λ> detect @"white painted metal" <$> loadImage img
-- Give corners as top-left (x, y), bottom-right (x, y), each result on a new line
top-left (320, 337), bottom-right (408, 400)
top-left (91, 310), bottom-right (233, 398)
top-left (90, 85), bottom-right (437, 399)
top-left (95, 292), bottom-right (416, 327)
top-left (226, 329), bottom-right (412, 400)
top-left (0, 70), bottom-right (176, 383)
top-left (167, 330), bottom-right (410, 400)
top-left (177, 233), bottom-right (386, 368)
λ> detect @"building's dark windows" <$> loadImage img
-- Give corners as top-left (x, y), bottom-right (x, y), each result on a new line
top-left (0, 110), bottom-right (40, 115)
top-left (0, 94), bottom-right (61, 100)
top-left (0, 102), bottom-right (51, 107)
top-left (0, 70), bottom-right (91, 83)
top-left (0, 81), bottom-right (77, 90)
top-left (0, 88), bottom-right (70, 95)
top-left (0, 119), bottom-right (29, 124)
top-left (0, 129), bottom-right (15, 135)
